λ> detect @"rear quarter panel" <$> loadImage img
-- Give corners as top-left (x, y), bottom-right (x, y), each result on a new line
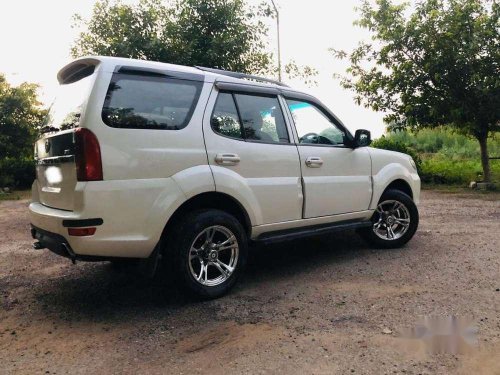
top-left (59, 72), bottom-right (218, 257)
top-left (83, 71), bottom-right (213, 180)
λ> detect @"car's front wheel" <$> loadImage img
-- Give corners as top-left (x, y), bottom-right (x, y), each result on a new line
top-left (359, 189), bottom-right (419, 248)
top-left (169, 209), bottom-right (247, 299)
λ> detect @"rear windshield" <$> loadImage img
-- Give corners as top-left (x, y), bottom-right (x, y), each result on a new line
top-left (102, 73), bottom-right (203, 130)
top-left (43, 70), bottom-right (95, 133)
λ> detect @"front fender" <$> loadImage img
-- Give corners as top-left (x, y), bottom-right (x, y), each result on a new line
top-left (371, 163), bottom-right (420, 210)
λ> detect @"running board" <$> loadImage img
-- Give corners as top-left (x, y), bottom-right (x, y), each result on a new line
top-left (253, 220), bottom-right (372, 245)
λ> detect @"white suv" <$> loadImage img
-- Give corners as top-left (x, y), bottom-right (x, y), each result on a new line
top-left (30, 56), bottom-right (420, 298)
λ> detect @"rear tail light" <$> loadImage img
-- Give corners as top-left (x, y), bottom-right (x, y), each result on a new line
top-left (68, 227), bottom-right (96, 236)
top-left (75, 128), bottom-right (103, 181)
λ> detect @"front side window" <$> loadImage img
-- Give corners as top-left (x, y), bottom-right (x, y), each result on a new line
top-left (102, 73), bottom-right (203, 130)
top-left (286, 99), bottom-right (346, 146)
top-left (211, 92), bottom-right (289, 144)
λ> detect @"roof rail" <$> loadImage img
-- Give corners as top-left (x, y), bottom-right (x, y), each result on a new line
top-left (195, 66), bottom-right (289, 87)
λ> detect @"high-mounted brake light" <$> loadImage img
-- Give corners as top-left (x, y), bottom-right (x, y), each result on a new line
top-left (75, 128), bottom-right (103, 181)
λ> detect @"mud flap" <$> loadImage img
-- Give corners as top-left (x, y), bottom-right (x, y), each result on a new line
top-left (137, 244), bottom-right (162, 279)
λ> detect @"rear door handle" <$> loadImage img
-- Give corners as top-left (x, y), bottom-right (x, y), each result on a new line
top-left (215, 153), bottom-right (241, 166)
top-left (305, 156), bottom-right (323, 168)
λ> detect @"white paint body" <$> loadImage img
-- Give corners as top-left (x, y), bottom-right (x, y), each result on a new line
top-left (29, 56), bottom-right (420, 258)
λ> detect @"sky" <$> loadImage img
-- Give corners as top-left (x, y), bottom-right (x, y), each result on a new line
top-left (0, 0), bottom-right (387, 138)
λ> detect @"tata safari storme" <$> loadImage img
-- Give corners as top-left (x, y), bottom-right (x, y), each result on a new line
top-left (30, 56), bottom-right (420, 298)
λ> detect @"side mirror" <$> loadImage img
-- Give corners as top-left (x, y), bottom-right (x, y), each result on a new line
top-left (354, 129), bottom-right (371, 148)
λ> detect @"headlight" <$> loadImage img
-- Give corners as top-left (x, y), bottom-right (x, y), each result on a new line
top-left (409, 157), bottom-right (417, 171)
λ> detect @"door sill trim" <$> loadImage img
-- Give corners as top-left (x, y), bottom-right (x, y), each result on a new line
top-left (252, 220), bottom-right (371, 245)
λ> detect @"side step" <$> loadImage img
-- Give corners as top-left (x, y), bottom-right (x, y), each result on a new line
top-left (253, 220), bottom-right (372, 245)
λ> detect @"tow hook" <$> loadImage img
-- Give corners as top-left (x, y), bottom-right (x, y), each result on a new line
top-left (32, 241), bottom-right (45, 250)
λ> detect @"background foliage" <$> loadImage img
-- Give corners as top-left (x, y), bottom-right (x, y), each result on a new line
top-left (373, 128), bottom-right (500, 185)
top-left (2, 0), bottom-right (499, 191)
top-left (333, 0), bottom-right (499, 181)
top-left (72, 0), bottom-right (317, 81)
top-left (0, 75), bottom-right (45, 189)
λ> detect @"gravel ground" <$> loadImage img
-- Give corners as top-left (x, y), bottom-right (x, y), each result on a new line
top-left (0, 190), bottom-right (499, 374)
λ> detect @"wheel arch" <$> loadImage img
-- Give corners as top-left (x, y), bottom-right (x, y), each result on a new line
top-left (370, 161), bottom-right (420, 209)
top-left (384, 179), bottom-right (413, 199)
top-left (160, 191), bottom-right (252, 244)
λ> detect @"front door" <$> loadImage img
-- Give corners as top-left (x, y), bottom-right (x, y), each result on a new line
top-left (284, 98), bottom-right (372, 218)
top-left (203, 87), bottom-right (303, 225)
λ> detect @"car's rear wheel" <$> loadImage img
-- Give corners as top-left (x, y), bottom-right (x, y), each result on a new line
top-left (169, 209), bottom-right (247, 299)
top-left (359, 189), bottom-right (419, 248)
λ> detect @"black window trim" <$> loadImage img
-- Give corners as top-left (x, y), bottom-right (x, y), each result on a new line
top-left (283, 93), bottom-right (354, 148)
top-left (210, 89), bottom-right (294, 146)
top-left (230, 92), bottom-right (247, 140)
top-left (102, 71), bottom-right (203, 131)
top-left (114, 65), bottom-right (204, 82)
top-left (215, 81), bottom-right (280, 96)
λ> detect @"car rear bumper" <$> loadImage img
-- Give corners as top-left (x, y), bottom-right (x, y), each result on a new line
top-left (29, 202), bottom-right (155, 258)
top-left (30, 225), bottom-right (142, 262)
top-left (31, 225), bottom-right (76, 260)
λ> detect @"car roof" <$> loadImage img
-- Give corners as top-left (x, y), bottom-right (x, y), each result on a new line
top-left (57, 55), bottom-right (351, 137)
top-left (58, 55), bottom-right (304, 95)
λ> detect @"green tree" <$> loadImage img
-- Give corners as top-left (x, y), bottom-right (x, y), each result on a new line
top-left (72, 0), bottom-right (316, 81)
top-left (166, 0), bottom-right (273, 74)
top-left (333, 0), bottom-right (499, 182)
top-left (0, 74), bottom-right (47, 160)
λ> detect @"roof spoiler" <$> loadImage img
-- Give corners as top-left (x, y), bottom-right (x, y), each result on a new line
top-left (57, 58), bottom-right (101, 84)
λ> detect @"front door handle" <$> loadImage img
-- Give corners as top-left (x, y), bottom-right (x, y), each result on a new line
top-left (215, 153), bottom-right (241, 166)
top-left (305, 156), bottom-right (323, 168)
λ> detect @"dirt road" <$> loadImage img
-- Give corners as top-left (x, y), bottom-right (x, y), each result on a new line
top-left (1, 190), bottom-right (499, 374)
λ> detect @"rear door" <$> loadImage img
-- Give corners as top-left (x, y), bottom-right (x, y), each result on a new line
top-left (203, 85), bottom-right (303, 225)
top-left (284, 97), bottom-right (372, 218)
top-left (35, 131), bottom-right (78, 211)
top-left (34, 67), bottom-right (96, 211)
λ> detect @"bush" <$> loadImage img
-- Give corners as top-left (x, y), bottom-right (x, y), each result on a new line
top-left (373, 128), bottom-right (500, 185)
top-left (419, 157), bottom-right (500, 185)
top-left (371, 135), bottom-right (422, 172)
top-left (0, 158), bottom-right (35, 189)
top-left (385, 128), bottom-right (500, 159)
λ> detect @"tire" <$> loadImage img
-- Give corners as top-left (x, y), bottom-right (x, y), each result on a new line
top-left (167, 209), bottom-right (248, 299)
top-left (359, 189), bottom-right (419, 249)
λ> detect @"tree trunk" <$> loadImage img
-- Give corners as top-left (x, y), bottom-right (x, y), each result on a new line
top-left (477, 135), bottom-right (491, 183)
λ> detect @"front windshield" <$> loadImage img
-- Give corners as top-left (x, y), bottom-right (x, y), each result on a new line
top-left (43, 73), bottom-right (95, 133)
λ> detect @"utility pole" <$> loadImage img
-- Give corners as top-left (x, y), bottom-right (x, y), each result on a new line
top-left (270, 0), bottom-right (282, 82)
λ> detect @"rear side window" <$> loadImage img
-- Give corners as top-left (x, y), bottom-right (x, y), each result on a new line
top-left (234, 94), bottom-right (289, 143)
top-left (102, 73), bottom-right (203, 130)
top-left (211, 93), bottom-right (243, 139)
top-left (211, 92), bottom-right (289, 144)
top-left (43, 66), bottom-right (95, 133)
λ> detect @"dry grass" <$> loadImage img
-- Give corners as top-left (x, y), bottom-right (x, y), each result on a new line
top-left (0, 190), bottom-right (31, 201)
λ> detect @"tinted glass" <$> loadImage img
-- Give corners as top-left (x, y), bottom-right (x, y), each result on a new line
top-left (44, 69), bottom-right (95, 132)
top-left (102, 74), bottom-right (202, 130)
top-left (234, 94), bottom-right (289, 143)
top-left (287, 99), bottom-right (346, 145)
top-left (211, 93), bottom-right (243, 139)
